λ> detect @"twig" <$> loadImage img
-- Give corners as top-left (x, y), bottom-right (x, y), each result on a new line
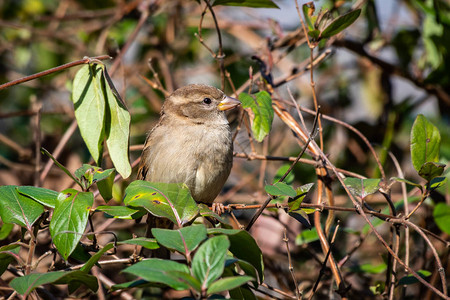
top-left (204, 0), bottom-right (226, 90)
top-left (406, 190), bottom-right (429, 219)
top-left (0, 55), bottom-right (111, 90)
top-left (32, 97), bottom-right (42, 187)
top-left (245, 127), bottom-right (315, 231)
top-left (315, 141), bottom-right (448, 299)
top-left (308, 222), bottom-right (341, 300)
top-left (283, 229), bottom-right (301, 299)
top-left (233, 152), bottom-right (366, 179)
top-left (293, 104), bottom-right (386, 181)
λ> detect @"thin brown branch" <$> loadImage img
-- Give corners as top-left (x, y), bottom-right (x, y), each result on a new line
top-left (283, 229), bottom-right (301, 299)
top-left (0, 55), bottom-right (111, 91)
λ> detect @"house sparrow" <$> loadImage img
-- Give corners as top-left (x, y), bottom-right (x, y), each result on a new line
top-left (137, 84), bottom-right (240, 256)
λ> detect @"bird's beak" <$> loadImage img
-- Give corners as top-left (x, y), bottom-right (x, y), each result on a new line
top-left (218, 95), bottom-right (240, 111)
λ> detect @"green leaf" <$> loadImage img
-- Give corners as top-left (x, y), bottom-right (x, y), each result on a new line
top-left (152, 224), bottom-right (207, 256)
top-left (10, 270), bottom-right (98, 296)
top-left (398, 270), bottom-right (431, 285)
top-left (239, 91), bottom-right (274, 142)
top-left (351, 263), bottom-right (387, 274)
top-left (302, 2), bottom-right (315, 30)
top-left (0, 186), bottom-right (44, 230)
top-left (208, 228), bottom-right (264, 284)
top-left (168, 271), bottom-right (202, 292)
top-left (391, 177), bottom-right (423, 190)
top-left (411, 114), bottom-right (441, 173)
top-left (96, 205), bottom-right (140, 219)
top-left (235, 259), bottom-right (259, 285)
top-left (0, 223), bottom-right (14, 240)
top-left (72, 64), bottom-right (106, 164)
top-left (344, 177), bottom-right (381, 199)
top-left (103, 67), bottom-right (131, 179)
top-left (192, 235), bottom-right (230, 289)
top-left (418, 162), bottom-right (445, 182)
top-left (97, 169), bottom-right (115, 201)
top-left (295, 227), bottom-right (319, 245)
top-left (429, 176), bottom-right (447, 191)
top-left (74, 164), bottom-right (116, 191)
top-left (80, 243), bottom-right (114, 273)
top-left (198, 204), bottom-right (231, 226)
top-left (320, 9), bottom-right (361, 39)
top-left (288, 209), bottom-right (311, 229)
top-left (111, 279), bottom-right (153, 290)
top-left (433, 203), bottom-right (450, 235)
top-left (288, 183), bottom-right (315, 211)
top-left (16, 186), bottom-right (58, 208)
top-left (229, 284), bottom-right (257, 300)
top-left (123, 181), bottom-right (199, 226)
top-left (207, 276), bottom-right (253, 294)
top-left (213, 0), bottom-right (279, 8)
top-left (264, 182), bottom-right (296, 198)
top-left (69, 243), bottom-right (92, 264)
top-left (273, 164), bottom-right (294, 185)
top-left (49, 189), bottom-right (93, 260)
top-left (0, 244), bottom-right (20, 276)
top-left (308, 29), bottom-right (320, 40)
top-left (122, 258), bottom-right (190, 290)
top-left (118, 237), bottom-right (159, 249)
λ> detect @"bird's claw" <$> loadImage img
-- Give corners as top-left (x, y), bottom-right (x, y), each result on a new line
top-left (212, 203), bottom-right (226, 215)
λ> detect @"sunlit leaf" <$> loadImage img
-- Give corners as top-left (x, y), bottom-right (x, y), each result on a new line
top-left (239, 91), bottom-right (274, 142)
top-left (0, 186), bottom-right (44, 230)
top-left (265, 182), bottom-right (296, 198)
top-left (123, 259), bottom-right (190, 290)
top-left (123, 181), bottom-right (199, 226)
top-left (344, 177), bottom-right (381, 199)
top-left (72, 64), bottom-right (106, 164)
top-left (16, 186), bottom-right (58, 209)
top-left (288, 183), bottom-right (315, 211)
top-left (192, 235), bottom-right (230, 289)
top-left (207, 276), bottom-right (253, 294)
top-left (429, 176), bottom-right (447, 191)
top-left (103, 67), bottom-right (131, 179)
top-left (49, 189), bottom-right (93, 260)
top-left (152, 224), bottom-right (207, 256)
top-left (10, 271), bottom-right (98, 296)
top-left (411, 114), bottom-right (441, 173)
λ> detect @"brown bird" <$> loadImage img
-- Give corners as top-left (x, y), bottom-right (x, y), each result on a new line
top-left (137, 84), bottom-right (240, 256)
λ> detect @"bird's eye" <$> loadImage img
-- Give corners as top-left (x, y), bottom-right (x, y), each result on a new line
top-left (203, 97), bottom-right (212, 104)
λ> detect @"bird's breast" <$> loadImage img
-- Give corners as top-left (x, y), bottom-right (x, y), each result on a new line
top-left (142, 121), bottom-right (233, 204)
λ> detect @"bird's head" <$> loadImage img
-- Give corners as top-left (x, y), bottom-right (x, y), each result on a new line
top-left (163, 84), bottom-right (240, 124)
